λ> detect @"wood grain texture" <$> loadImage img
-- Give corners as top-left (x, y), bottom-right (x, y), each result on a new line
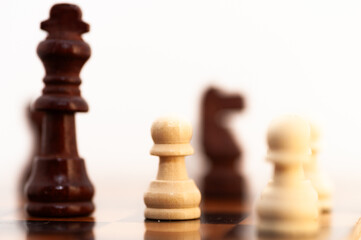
top-left (24, 3), bottom-right (94, 217)
top-left (144, 115), bottom-right (201, 220)
top-left (1, 173), bottom-right (361, 239)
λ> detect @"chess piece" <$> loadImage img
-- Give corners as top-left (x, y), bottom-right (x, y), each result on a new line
top-left (24, 4), bottom-right (94, 217)
top-left (304, 121), bottom-right (333, 213)
top-left (201, 87), bottom-right (247, 200)
top-left (256, 115), bottom-right (319, 236)
top-left (144, 115), bottom-right (201, 220)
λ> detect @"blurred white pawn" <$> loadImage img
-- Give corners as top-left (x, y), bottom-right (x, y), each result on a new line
top-left (256, 115), bottom-right (319, 236)
top-left (304, 121), bottom-right (333, 213)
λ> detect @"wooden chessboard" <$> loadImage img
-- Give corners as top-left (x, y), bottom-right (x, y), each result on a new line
top-left (0, 176), bottom-right (360, 240)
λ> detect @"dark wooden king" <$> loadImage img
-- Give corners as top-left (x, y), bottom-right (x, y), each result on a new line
top-left (24, 4), bottom-right (95, 217)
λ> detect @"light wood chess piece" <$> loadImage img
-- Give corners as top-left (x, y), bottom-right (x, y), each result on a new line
top-left (256, 115), bottom-right (319, 236)
top-left (144, 115), bottom-right (201, 220)
top-left (304, 121), bottom-right (333, 213)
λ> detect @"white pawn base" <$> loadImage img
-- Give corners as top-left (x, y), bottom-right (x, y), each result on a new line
top-left (257, 180), bottom-right (319, 236)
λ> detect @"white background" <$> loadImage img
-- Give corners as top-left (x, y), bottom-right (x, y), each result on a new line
top-left (1, 0), bottom-right (361, 204)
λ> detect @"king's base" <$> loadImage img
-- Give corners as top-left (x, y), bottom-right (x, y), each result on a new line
top-left (145, 207), bottom-right (200, 220)
top-left (26, 201), bottom-right (94, 217)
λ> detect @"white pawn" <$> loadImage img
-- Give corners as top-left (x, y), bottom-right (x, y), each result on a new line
top-left (144, 115), bottom-right (201, 220)
top-left (304, 121), bottom-right (333, 212)
top-left (256, 115), bottom-right (319, 236)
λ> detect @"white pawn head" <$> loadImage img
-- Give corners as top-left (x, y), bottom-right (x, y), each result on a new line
top-left (150, 115), bottom-right (194, 156)
top-left (267, 115), bottom-right (311, 164)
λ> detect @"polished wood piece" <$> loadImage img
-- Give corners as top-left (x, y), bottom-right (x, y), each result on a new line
top-left (201, 87), bottom-right (248, 200)
top-left (256, 115), bottom-right (319, 236)
top-left (304, 121), bottom-right (333, 212)
top-left (144, 116), bottom-right (201, 220)
top-left (24, 3), bottom-right (94, 217)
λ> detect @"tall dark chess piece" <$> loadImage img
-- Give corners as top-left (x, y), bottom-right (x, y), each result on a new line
top-left (201, 87), bottom-right (247, 200)
top-left (24, 4), bottom-right (95, 217)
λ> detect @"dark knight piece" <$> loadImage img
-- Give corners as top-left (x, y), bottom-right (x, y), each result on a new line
top-left (201, 87), bottom-right (248, 200)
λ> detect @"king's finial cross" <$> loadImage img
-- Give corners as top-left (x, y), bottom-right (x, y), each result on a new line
top-left (41, 4), bottom-right (89, 38)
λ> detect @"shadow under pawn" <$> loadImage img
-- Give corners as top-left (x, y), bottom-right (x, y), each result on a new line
top-left (144, 219), bottom-right (200, 240)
